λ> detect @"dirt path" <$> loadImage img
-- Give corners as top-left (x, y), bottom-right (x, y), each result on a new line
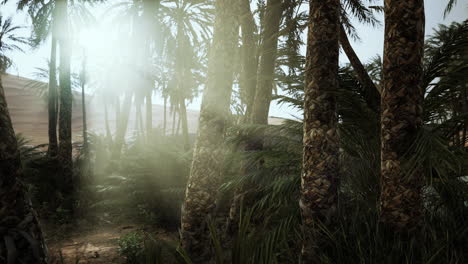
top-left (45, 223), bottom-right (177, 264)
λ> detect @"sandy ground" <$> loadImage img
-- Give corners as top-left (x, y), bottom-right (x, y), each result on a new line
top-left (46, 223), bottom-right (177, 264)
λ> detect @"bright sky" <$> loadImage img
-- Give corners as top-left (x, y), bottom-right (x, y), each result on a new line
top-left (1, 0), bottom-right (467, 118)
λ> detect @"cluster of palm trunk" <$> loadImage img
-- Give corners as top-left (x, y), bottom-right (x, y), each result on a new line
top-left (0, 0), bottom-right (434, 262)
top-left (180, 0), bottom-right (426, 262)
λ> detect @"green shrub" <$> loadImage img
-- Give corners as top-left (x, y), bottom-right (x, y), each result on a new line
top-left (118, 232), bottom-right (144, 264)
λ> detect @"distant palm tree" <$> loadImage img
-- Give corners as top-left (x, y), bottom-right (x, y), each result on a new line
top-left (163, 0), bottom-right (213, 150)
top-left (0, 15), bottom-right (27, 72)
top-left (0, 12), bottom-right (48, 264)
top-left (11, 0), bottom-right (99, 211)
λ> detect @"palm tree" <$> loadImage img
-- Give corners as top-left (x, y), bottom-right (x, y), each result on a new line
top-left (250, 0), bottom-right (283, 125)
top-left (379, 0), bottom-right (425, 231)
top-left (238, 0), bottom-right (258, 122)
top-left (300, 0), bottom-right (340, 261)
top-left (14, 0), bottom-right (101, 211)
top-left (163, 0), bottom-right (213, 150)
top-left (0, 13), bottom-right (48, 264)
top-left (179, 0), bottom-right (237, 261)
top-left (54, 0), bottom-right (74, 211)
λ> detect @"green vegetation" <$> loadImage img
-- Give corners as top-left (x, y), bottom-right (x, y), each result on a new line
top-left (0, 0), bottom-right (467, 263)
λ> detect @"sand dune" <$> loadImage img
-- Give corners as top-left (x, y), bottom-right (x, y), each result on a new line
top-left (2, 73), bottom-right (285, 145)
top-left (1, 73), bottom-right (199, 145)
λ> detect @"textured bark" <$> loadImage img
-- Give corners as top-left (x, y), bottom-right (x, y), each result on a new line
top-left (379, 0), bottom-right (425, 231)
top-left (0, 75), bottom-right (48, 264)
top-left (339, 23), bottom-right (380, 113)
top-left (57, 0), bottom-right (74, 210)
top-left (48, 36), bottom-right (58, 157)
top-left (179, 0), bottom-right (237, 261)
top-left (112, 90), bottom-right (133, 159)
top-left (250, 0), bottom-right (282, 125)
top-left (300, 0), bottom-right (340, 262)
top-left (238, 0), bottom-right (258, 122)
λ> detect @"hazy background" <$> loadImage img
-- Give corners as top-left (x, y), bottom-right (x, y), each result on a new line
top-left (1, 0), bottom-right (467, 119)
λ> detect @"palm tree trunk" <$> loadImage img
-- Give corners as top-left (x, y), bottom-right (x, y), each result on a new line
top-left (104, 99), bottom-right (113, 145)
top-left (0, 75), bottom-right (48, 264)
top-left (112, 90), bottom-right (133, 159)
top-left (146, 91), bottom-right (152, 137)
top-left (300, 0), bottom-right (340, 261)
top-left (57, 0), bottom-right (74, 211)
top-left (179, 0), bottom-right (237, 261)
top-left (171, 106), bottom-right (177, 135)
top-left (227, 0), bottom-right (282, 236)
top-left (250, 0), bottom-right (282, 125)
top-left (179, 98), bottom-right (190, 150)
top-left (176, 112), bottom-right (181, 135)
top-left (379, 0), bottom-right (425, 231)
top-left (339, 23), bottom-right (380, 113)
top-left (81, 56), bottom-right (88, 156)
top-left (163, 94), bottom-right (167, 135)
top-left (48, 35), bottom-right (59, 157)
top-left (239, 0), bottom-right (258, 122)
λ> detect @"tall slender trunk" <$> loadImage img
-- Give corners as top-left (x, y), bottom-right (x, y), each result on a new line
top-left (300, 0), bottom-right (340, 261)
top-left (239, 0), bottom-right (258, 121)
top-left (379, 0), bottom-right (425, 231)
top-left (163, 95), bottom-right (167, 135)
top-left (112, 90), bottom-right (133, 159)
top-left (179, 98), bottom-right (190, 150)
top-left (462, 86), bottom-right (467, 148)
top-left (146, 91), bottom-right (152, 137)
top-left (115, 96), bottom-right (121, 132)
top-left (171, 107), bottom-right (177, 135)
top-left (142, 0), bottom-right (156, 138)
top-left (81, 56), bottom-right (88, 156)
top-left (227, 0), bottom-right (282, 236)
top-left (48, 35), bottom-right (59, 157)
top-left (176, 112), bottom-right (181, 135)
top-left (179, 0), bottom-right (237, 261)
top-left (250, 0), bottom-right (282, 125)
top-left (339, 23), bottom-right (380, 113)
top-left (57, 0), bottom-right (74, 210)
top-left (0, 75), bottom-right (48, 264)
top-left (104, 100), bottom-right (113, 145)
top-left (138, 103), bottom-right (144, 136)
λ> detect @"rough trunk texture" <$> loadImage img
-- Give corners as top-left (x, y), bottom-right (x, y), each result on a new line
top-left (0, 75), bottom-right (49, 264)
top-left (239, 0), bottom-right (258, 122)
top-left (57, 0), bottom-right (74, 211)
top-left (339, 23), bottom-right (380, 113)
top-left (379, 0), bottom-right (425, 231)
top-left (48, 36), bottom-right (58, 157)
top-left (250, 0), bottom-right (282, 125)
top-left (300, 0), bottom-right (340, 262)
top-left (179, 0), bottom-right (237, 261)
